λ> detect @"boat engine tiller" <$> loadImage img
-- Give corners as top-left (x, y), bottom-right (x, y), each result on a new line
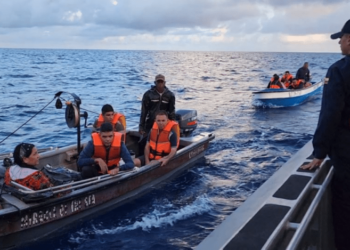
top-left (175, 109), bottom-right (197, 137)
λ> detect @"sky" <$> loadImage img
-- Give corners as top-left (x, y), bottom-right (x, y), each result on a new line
top-left (0, 0), bottom-right (349, 52)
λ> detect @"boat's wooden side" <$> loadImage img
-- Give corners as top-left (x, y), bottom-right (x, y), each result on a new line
top-left (0, 132), bottom-right (214, 250)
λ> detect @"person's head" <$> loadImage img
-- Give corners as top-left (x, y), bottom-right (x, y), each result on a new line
top-left (101, 104), bottom-right (114, 123)
top-left (284, 71), bottom-right (290, 75)
top-left (303, 62), bottom-right (309, 69)
top-left (331, 19), bottom-right (350, 55)
top-left (155, 110), bottom-right (169, 130)
top-left (273, 74), bottom-right (279, 81)
top-left (154, 74), bottom-right (166, 93)
top-left (13, 143), bottom-right (40, 166)
top-left (99, 123), bottom-right (114, 147)
top-left (292, 78), bottom-right (298, 85)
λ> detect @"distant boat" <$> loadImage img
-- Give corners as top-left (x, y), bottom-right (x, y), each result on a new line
top-left (252, 81), bottom-right (324, 108)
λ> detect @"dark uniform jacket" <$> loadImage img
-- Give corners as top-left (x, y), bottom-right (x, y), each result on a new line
top-left (313, 55), bottom-right (350, 163)
top-left (139, 86), bottom-right (176, 133)
top-left (296, 67), bottom-right (310, 82)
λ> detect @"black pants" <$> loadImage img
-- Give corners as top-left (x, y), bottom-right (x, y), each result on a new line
top-left (81, 165), bottom-right (100, 179)
top-left (331, 171), bottom-right (350, 250)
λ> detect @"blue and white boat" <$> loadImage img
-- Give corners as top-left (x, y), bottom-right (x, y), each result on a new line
top-left (253, 81), bottom-right (324, 108)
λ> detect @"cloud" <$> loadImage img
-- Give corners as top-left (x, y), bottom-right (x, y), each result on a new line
top-left (0, 0), bottom-right (349, 52)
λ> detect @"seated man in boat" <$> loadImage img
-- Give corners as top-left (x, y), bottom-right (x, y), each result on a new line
top-left (267, 74), bottom-right (286, 89)
top-left (288, 78), bottom-right (305, 89)
top-left (93, 104), bottom-right (126, 136)
top-left (280, 71), bottom-right (293, 88)
top-left (134, 110), bottom-right (180, 167)
top-left (4, 143), bottom-right (53, 190)
top-left (78, 122), bottom-right (134, 179)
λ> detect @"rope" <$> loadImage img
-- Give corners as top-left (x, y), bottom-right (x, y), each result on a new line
top-left (0, 96), bottom-right (57, 145)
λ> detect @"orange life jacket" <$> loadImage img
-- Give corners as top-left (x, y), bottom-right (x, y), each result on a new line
top-left (92, 132), bottom-right (122, 170)
top-left (291, 79), bottom-right (303, 88)
top-left (95, 113), bottom-right (126, 141)
top-left (4, 165), bottom-right (52, 190)
top-left (281, 74), bottom-right (293, 87)
top-left (149, 120), bottom-right (180, 160)
top-left (96, 113), bottom-right (126, 131)
top-left (269, 77), bottom-right (281, 89)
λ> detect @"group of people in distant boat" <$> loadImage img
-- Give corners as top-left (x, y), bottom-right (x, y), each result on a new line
top-left (267, 62), bottom-right (312, 90)
top-left (5, 74), bottom-right (178, 190)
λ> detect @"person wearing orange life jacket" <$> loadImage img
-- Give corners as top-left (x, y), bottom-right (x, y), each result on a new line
top-left (4, 143), bottom-right (53, 190)
top-left (288, 78), bottom-right (304, 89)
top-left (134, 110), bottom-right (179, 167)
top-left (78, 122), bottom-right (134, 179)
top-left (267, 74), bottom-right (286, 89)
top-left (93, 104), bottom-right (126, 134)
top-left (281, 71), bottom-right (293, 88)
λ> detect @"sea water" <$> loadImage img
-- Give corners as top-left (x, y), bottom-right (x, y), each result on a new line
top-left (0, 49), bottom-right (342, 250)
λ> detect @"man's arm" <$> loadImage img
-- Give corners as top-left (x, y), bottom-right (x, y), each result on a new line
top-left (158, 132), bottom-right (178, 167)
top-left (119, 142), bottom-right (134, 170)
top-left (77, 141), bottom-right (96, 167)
top-left (78, 141), bottom-right (108, 173)
top-left (115, 122), bottom-right (124, 132)
top-left (139, 92), bottom-right (149, 134)
top-left (313, 65), bottom-right (345, 159)
top-left (144, 141), bottom-right (151, 165)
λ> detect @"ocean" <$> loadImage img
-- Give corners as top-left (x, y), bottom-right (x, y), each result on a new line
top-left (0, 49), bottom-right (343, 250)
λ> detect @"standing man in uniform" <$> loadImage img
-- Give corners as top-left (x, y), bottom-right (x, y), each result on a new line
top-left (302, 19), bottom-right (350, 250)
top-left (139, 74), bottom-right (176, 135)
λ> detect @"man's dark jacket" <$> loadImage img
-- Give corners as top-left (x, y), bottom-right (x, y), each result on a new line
top-left (139, 85), bottom-right (176, 133)
top-left (296, 66), bottom-right (310, 82)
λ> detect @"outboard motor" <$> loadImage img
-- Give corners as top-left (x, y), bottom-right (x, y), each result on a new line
top-left (175, 109), bottom-right (197, 137)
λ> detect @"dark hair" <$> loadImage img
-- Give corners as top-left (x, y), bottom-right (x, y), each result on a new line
top-left (285, 71), bottom-right (290, 74)
top-left (13, 143), bottom-right (35, 165)
top-left (155, 110), bottom-right (168, 118)
top-left (100, 122), bottom-right (114, 132)
top-left (273, 74), bottom-right (279, 80)
top-left (101, 104), bottom-right (114, 115)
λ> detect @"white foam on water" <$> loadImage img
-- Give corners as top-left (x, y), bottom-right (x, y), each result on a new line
top-left (94, 194), bottom-right (214, 235)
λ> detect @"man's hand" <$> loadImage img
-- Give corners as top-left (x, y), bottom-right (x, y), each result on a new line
top-left (158, 157), bottom-right (170, 167)
top-left (94, 158), bottom-right (108, 174)
top-left (108, 168), bottom-right (119, 176)
top-left (139, 129), bottom-right (146, 135)
top-left (300, 158), bottom-right (324, 170)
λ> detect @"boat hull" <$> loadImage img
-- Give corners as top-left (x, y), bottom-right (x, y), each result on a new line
top-left (253, 81), bottom-right (323, 108)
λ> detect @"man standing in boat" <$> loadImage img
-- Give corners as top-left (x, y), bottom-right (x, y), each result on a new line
top-left (78, 123), bottom-right (134, 179)
top-left (134, 111), bottom-right (179, 167)
top-left (296, 62), bottom-right (311, 83)
top-left (139, 74), bottom-right (176, 135)
top-left (302, 19), bottom-right (350, 250)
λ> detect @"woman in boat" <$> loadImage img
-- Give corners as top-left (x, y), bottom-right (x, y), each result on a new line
top-left (4, 143), bottom-right (53, 190)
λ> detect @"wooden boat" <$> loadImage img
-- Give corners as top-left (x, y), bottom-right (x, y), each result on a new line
top-left (0, 92), bottom-right (215, 249)
top-left (253, 81), bottom-right (323, 108)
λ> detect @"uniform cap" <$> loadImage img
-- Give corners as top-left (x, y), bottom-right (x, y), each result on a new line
top-left (331, 19), bottom-right (350, 39)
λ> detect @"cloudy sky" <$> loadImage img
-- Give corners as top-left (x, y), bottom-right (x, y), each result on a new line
top-left (0, 0), bottom-right (349, 52)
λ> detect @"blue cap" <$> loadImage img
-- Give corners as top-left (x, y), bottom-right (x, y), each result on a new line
top-left (331, 19), bottom-right (350, 39)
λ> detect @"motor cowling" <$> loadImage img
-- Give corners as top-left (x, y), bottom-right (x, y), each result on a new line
top-left (175, 109), bottom-right (197, 137)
